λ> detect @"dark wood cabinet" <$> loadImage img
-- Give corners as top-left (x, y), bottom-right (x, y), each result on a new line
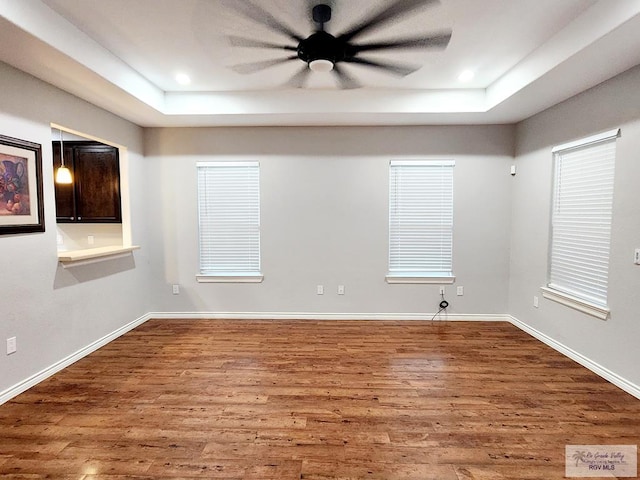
top-left (53, 141), bottom-right (122, 223)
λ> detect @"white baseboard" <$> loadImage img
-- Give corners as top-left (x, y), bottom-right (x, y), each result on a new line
top-left (509, 315), bottom-right (640, 400)
top-left (0, 313), bottom-right (152, 406)
top-left (147, 311), bottom-right (511, 322)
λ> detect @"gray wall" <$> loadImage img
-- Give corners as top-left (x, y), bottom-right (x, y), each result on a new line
top-left (510, 64), bottom-right (640, 387)
top-left (144, 125), bottom-right (515, 316)
top-left (0, 62), bottom-right (154, 395)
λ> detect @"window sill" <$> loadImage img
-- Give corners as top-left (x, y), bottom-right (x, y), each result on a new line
top-left (197, 274), bottom-right (264, 283)
top-left (386, 275), bottom-right (455, 284)
top-left (58, 245), bottom-right (140, 268)
top-left (540, 287), bottom-right (609, 320)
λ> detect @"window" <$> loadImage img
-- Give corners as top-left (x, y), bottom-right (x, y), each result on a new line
top-left (387, 160), bottom-right (455, 283)
top-left (196, 161), bottom-right (262, 282)
top-left (542, 129), bottom-right (619, 319)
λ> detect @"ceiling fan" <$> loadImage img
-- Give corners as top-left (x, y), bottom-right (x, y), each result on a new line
top-left (227, 0), bottom-right (452, 89)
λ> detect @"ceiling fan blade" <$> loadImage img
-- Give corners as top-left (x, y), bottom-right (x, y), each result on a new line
top-left (221, 0), bottom-right (303, 43)
top-left (285, 65), bottom-right (311, 88)
top-left (333, 64), bottom-right (361, 90)
top-left (353, 31), bottom-right (452, 53)
top-left (228, 35), bottom-right (298, 51)
top-left (343, 57), bottom-right (418, 77)
top-left (338, 0), bottom-right (440, 42)
top-left (231, 56), bottom-right (298, 74)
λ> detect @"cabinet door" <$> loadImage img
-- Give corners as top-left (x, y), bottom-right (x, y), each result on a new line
top-left (53, 142), bottom-right (77, 221)
top-left (74, 145), bottom-right (121, 222)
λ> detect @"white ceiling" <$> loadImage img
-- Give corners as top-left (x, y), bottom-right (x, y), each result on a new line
top-left (1, 0), bottom-right (640, 127)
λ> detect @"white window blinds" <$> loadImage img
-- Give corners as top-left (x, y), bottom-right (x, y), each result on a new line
top-left (549, 131), bottom-right (618, 308)
top-left (388, 160), bottom-right (454, 279)
top-left (197, 162), bottom-right (261, 277)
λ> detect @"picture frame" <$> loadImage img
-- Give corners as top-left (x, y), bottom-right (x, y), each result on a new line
top-left (0, 134), bottom-right (45, 235)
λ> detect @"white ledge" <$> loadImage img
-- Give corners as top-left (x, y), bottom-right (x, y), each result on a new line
top-left (197, 274), bottom-right (264, 283)
top-left (386, 275), bottom-right (455, 284)
top-left (58, 245), bottom-right (140, 268)
top-left (540, 286), bottom-right (609, 320)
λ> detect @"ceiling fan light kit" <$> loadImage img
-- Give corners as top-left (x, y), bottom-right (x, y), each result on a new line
top-left (228, 0), bottom-right (452, 89)
top-left (309, 59), bottom-right (334, 72)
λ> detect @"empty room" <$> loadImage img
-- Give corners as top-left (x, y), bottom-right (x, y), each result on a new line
top-left (1, 1), bottom-right (639, 478)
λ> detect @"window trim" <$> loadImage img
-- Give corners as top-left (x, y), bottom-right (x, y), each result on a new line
top-left (196, 274), bottom-right (263, 283)
top-left (386, 274), bottom-right (455, 284)
top-left (544, 128), bottom-right (619, 319)
top-left (540, 287), bottom-right (609, 320)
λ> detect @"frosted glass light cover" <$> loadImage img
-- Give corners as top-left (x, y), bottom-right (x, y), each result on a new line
top-left (309, 59), bottom-right (334, 72)
top-left (55, 166), bottom-right (73, 184)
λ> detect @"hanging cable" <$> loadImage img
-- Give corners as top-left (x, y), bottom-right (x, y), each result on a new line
top-left (431, 291), bottom-right (449, 321)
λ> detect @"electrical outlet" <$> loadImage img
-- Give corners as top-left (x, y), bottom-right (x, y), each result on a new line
top-left (456, 286), bottom-right (464, 296)
top-left (172, 284), bottom-right (180, 295)
top-left (87, 235), bottom-right (95, 245)
top-left (317, 285), bottom-right (324, 295)
top-left (439, 286), bottom-right (445, 295)
top-left (635, 248), bottom-right (640, 265)
top-left (338, 285), bottom-right (345, 295)
top-left (533, 296), bottom-right (539, 308)
top-left (7, 337), bottom-right (16, 355)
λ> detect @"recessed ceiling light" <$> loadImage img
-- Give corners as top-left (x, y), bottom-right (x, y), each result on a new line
top-left (175, 73), bottom-right (191, 86)
top-left (458, 70), bottom-right (475, 83)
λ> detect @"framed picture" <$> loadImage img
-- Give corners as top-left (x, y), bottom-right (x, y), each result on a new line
top-left (0, 134), bottom-right (45, 235)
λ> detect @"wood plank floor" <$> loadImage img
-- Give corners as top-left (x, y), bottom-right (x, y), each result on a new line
top-left (1, 320), bottom-right (638, 479)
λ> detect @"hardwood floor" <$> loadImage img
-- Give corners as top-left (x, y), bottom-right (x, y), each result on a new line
top-left (1, 319), bottom-right (638, 479)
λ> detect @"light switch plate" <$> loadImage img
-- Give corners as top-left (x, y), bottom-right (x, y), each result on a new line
top-left (7, 337), bottom-right (16, 355)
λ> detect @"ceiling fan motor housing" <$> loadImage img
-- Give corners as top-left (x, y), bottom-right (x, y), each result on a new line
top-left (298, 31), bottom-right (347, 66)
